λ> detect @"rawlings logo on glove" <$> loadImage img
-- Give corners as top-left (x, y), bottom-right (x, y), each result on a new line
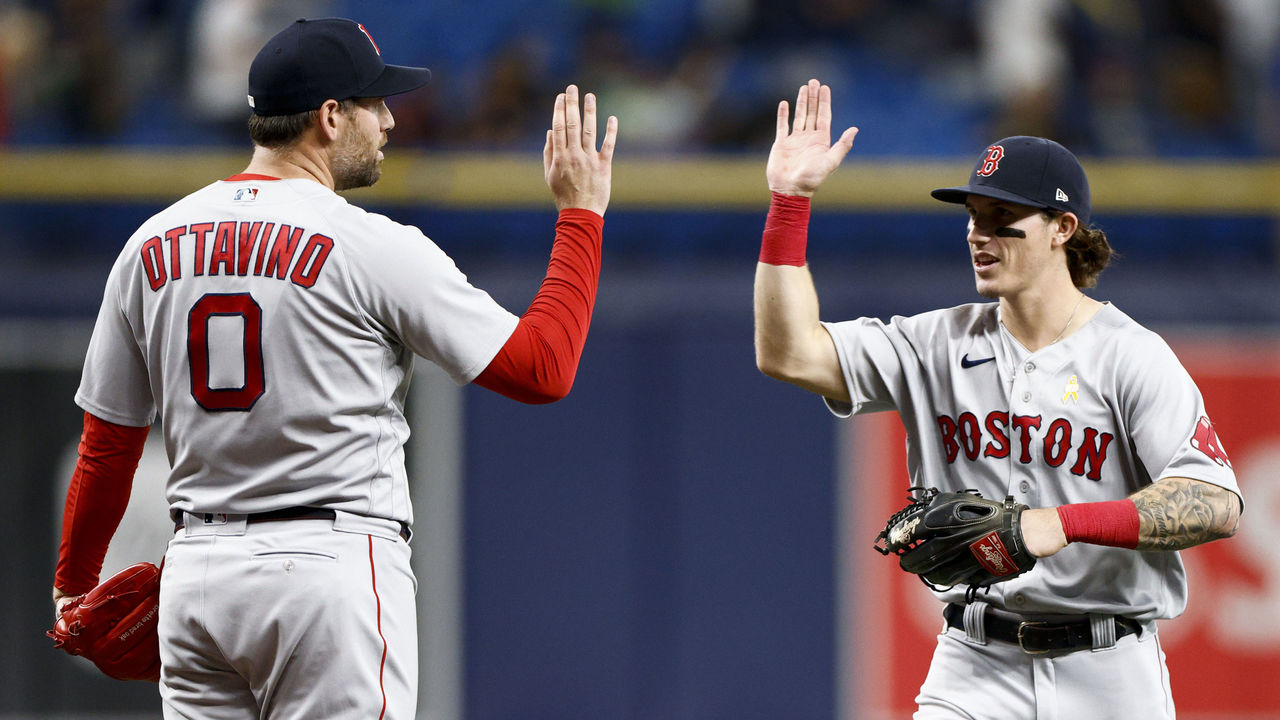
top-left (971, 531), bottom-right (1017, 576)
top-left (875, 487), bottom-right (1036, 599)
top-left (47, 562), bottom-right (161, 682)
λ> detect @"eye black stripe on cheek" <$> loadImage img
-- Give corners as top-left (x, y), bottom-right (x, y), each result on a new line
top-left (995, 227), bottom-right (1026, 238)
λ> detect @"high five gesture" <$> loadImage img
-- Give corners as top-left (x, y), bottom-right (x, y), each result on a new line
top-left (544, 84), bottom-right (619, 215)
top-left (766, 79), bottom-right (858, 197)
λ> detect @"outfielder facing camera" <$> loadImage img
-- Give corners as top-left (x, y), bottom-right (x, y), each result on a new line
top-left (753, 79), bottom-right (1242, 718)
top-left (49, 17), bottom-right (617, 718)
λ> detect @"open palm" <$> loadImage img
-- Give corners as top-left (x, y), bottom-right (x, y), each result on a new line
top-left (543, 84), bottom-right (618, 215)
top-left (766, 79), bottom-right (858, 197)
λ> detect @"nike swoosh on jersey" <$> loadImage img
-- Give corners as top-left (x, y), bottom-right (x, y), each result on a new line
top-left (960, 353), bottom-right (996, 368)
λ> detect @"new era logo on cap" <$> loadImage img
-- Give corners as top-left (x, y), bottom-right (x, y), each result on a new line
top-left (1056, 188), bottom-right (1069, 202)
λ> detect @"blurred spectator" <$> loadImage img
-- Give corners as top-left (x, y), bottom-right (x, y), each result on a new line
top-left (0, 3), bottom-right (51, 143)
top-left (968, 0), bottom-right (1280, 156)
top-left (1070, 3), bottom-right (1152, 155)
top-left (1216, 0), bottom-right (1280, 153)
top-left (973, 0), bottom-right (1075, 146)
top-left (573, 14), bottom-right (720, 152)
top-left (1144, 0), bottom-right (1241, 154)
top-left (463, 35), bottom-right (556, 148)
top-left (187, 0), bottom-right (333, 144)
top-left (0, 0), bottom-right (1274, 156)
top-left (45, 0), bottom-right (126, 141)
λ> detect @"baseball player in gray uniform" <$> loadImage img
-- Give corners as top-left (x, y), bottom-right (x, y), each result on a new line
top-left (754, 79), bottom-right (1243, 718)
top-left (51, 18), bottom-right (617, 718)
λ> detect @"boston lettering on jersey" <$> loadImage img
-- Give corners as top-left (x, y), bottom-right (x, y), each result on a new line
top-left (139, 221), bottom-right (334, 292)
top-left (936, 411), bottom-right (1114, 480)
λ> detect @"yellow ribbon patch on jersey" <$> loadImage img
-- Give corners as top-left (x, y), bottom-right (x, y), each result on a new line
top-left (1062, 375), bottom-right (1080, 404)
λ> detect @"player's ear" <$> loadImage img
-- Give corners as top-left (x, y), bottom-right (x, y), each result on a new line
top-left (1051, 212), bottom-right (1079, 248)
top-left (314, 99), bottom-right (344, 142)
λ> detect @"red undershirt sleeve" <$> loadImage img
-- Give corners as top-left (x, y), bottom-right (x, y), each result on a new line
top-left (54, 412), bottom-right (151, 595)
top-left (473, 208), bottom-right (604, 404)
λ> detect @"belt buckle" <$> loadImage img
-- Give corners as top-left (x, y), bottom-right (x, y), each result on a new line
top-left (1017, 621), bottom-right (1053, 655)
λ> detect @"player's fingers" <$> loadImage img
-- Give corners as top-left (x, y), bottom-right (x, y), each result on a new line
top-left (582, 92), bottom-right (598, 152)
top-left (816, 83), bottom-right (833, 135)
top-left (794, 84), bottom-right (809, 132)
top-left (564, 84), bottom-right (582, 150)
top-left (599, 115), bottom-right (618, 162)
top-left (804, 79), bottom-right (820, 133)
top-left (53, 595), bottom-right (79, 618)
top-left (775, 100), bottom-right (790, 141)
top-left (543, 129), bottom-right (553, 171)
top-left (551, 92), bottom-right (567, 149)
top-left (827, 126), bottom-right (859, 164)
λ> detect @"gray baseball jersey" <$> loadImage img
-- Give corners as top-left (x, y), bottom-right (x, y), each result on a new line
top-left (823, 301), bottom-right (1241, 620)
top-left (76, 176), bottom-right (519, 524)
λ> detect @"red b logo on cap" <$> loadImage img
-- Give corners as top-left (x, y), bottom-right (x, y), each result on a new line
top-left (977, 145), bottom-right (1004, 176)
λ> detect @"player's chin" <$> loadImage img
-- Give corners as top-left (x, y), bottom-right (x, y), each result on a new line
top-left (973, 277), bottom-right (1001, 299)
top-left (335, 163), bottom-right (382, 191)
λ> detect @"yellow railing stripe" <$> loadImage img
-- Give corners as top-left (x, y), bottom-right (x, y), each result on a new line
top-left (1, 150), bottom-right (1277, 213)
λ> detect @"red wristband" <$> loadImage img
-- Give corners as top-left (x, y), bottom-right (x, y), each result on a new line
top-left (1056, 500), bottom-right (1140, 549)
top-left (759, 191), bottom-right (811, 266)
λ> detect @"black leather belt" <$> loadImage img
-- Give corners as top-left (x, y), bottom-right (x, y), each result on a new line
top-left (175, 507), bottom-right (409, 541)
top-left (944, 603), bottom-right (1142, 654)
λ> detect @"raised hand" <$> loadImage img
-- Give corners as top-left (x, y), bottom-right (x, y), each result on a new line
top-left (544, 85), bottom-right (619, 215)
top-left (766, 79), bottom-right (858, 198)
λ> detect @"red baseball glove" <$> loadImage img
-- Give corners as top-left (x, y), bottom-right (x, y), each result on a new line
top-left (47, 562), bottom-right (161, 682)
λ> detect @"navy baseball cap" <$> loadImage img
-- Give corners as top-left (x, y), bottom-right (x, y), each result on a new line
top-left (931, 136), bottom-right (1091, 226)
top-left (248, 18), bottom-right (431, 116)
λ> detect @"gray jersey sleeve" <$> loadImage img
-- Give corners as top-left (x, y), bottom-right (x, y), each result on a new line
top-left (76, 248), bottom-right (156, 427)
top-left (338, 209), bottom-right (519, 385)
top-left (1117, 331), bottom-right (1241, 499)
top-left (819, 317), bottom-right (907, 417)
top-left (821, 306), bottom-right (984, 420)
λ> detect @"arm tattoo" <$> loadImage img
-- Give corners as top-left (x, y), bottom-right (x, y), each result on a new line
top-left (1131, 477), bottom-right (1241, 551)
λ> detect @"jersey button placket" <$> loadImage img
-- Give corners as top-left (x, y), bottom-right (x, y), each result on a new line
top-left (1009, 361), bottom-right (1037, 500)
top-left (1021, 361), bottom-right (1036, 403)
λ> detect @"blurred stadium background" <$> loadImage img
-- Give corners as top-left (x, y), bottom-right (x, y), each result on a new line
top-left (2, 0), bottom-right (1278, 718)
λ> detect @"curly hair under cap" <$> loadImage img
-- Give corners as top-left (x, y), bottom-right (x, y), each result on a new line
top-left (1064, 224), bottom-right (1114, 289)
top-left (1043, 209), bottom-right (1114, 289)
